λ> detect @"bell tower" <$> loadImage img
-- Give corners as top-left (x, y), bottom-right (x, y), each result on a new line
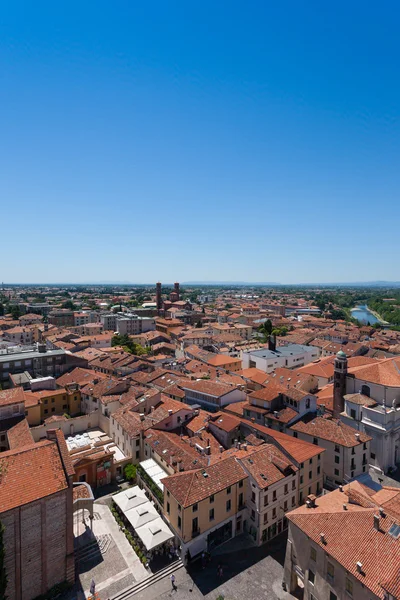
top-left (333, 350), bottom-right (347, 418)
top-left (156, 282), bottom-right (162, 314)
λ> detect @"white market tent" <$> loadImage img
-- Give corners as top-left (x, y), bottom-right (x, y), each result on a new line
top-left (135, 517), bottom-right (174, 551)
top-left (124, 501), bottom-right (159, 529)
top-left (112, 485), bottom-right (174, 551)
top-left (113, 486), bottom-right (147, 512)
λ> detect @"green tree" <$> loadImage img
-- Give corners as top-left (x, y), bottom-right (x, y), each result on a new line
top-left (257, 319), bottom-right (273, 341)
top-left (0, 520), bottom-right (7, 600)
top-left (9, 305), bottom-right (20, 320)
top-left (0, 303), bottom-right (4, 317)
top-left (61, 300), bottom-right (76, 310)
top-left (124, 463), bottom-right (137, 482)
top-left (195, 320), bottom-right (202, 328)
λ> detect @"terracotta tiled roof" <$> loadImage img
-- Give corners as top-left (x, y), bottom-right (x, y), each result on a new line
top-left (0, 387), bottom-right (26, 407)
top-left (291, 417), bottom-right (371, 447)
top-left (348, 356), bottom-right (400, 387)
top-left (238, 443), bottom-right (297, 489)
top-left (242, 421), bottom-right (325, 464)
top-left (223, 400), bottom-right (246, 417)
top-left (7, 418), bottom-right (34, 450)
top-left (209, 412), bottom-right (241, 433)
top-left (344, 393), bottom-right (377, 407)
top-left (54, 429), bottom-right (75, 477)
top-left (267, 406), bottom-right (298, 424)
top-left (297, 358), bottom-right (335, 379)
top-left (0, 440), bottom-right (69, 513)
top-left (145, 430), bottom-right (208, 472)
top-left (163, 383), bottom-right (186, 399)
top-left (186, 410), bottom-right (211, 434)
top-left (287, 483), bottom-right (400, 599)
top-left (238, 368), bottom-right (269, 385)
top-left (161, 456), bottom-right (247, 507)
top-left (316, 383), bottom-right (334, 412)
top-left (245, 433), bottom-right (265, 446)
top-left (180, 379), bottom-right (234, 397)
top-left (57, 367), bottom-right (108, 387)
top-left (248, 384), bottom-right (283, 403)
top-left (73, 484), bottom-right (91, 501)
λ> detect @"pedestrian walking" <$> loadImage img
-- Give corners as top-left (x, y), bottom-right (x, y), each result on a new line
top-left (90, 578), bottom-right (96, 595)
top-left (170, 573), bottom-right (177, 591)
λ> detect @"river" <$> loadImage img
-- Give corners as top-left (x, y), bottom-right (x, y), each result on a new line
top-left (351, 304), bottom-right (381, 325)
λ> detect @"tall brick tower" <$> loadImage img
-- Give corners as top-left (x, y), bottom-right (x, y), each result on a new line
top-left (174, 282), bottom-right (180, 301)
top-left (333, 350), bottom-right (347, 418)
top-left (156, 282), bottom-right (162, 313)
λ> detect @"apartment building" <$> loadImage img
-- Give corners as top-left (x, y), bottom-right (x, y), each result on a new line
top-left (100, 312), bottom-right (156, 335)
top-left (0, 345), bottom-right (86, 386)
top-left (283, 482), bottom-right (400, 600)
top-left (3, 326), bottom-right (36, 345)
top-left (179, 379), bottom-right (246, 411)
top-left (242, 344), bottom-right (319, 373)
top-left (48, 309), bottom-right (75, 327)
top-left (73, 312), bottom-right (91, 326)
top-left (0, 387), bottom-right (26, 452)
top-left (244, 384), bottom-right (317, 431)
top-left (161, 457), bottom-right (248, 559)
top-left (24, 387), bottom-right (82, 425)
top-left (237, 444), bottom-right (298, 544)
top-left (110, 393), bottom-right (195, 463)
top-left (19, 313), bottom-right (44, 326)
top-left (239, 421), bottom-right (324, 504)
top-left (290, 417), bottom-right (371, 488)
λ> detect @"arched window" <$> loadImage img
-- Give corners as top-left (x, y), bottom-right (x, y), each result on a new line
top-left (361, 384), bottom-right (370, 397)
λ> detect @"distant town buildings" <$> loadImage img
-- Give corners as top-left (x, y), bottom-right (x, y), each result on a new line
top-left (1, 282), bottom-right (400, 596)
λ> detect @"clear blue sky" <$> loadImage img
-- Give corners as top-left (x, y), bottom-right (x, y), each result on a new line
top-left (1, 1), bottom-right (399, 284)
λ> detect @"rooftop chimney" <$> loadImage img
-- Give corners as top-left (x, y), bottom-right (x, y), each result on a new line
top-left (320, 533), bottom-right (326, 544)
top-left (339, 485), bottom-right (343, 492)
top-left (373, 514), bottom-right (380, 530)
top-left (356, 561), bottom-right (363, 573)
top-left (343, 503), bottom-right (347, 511)
top-left (268, 334), bottom-right (276, 352)
top-left (139, 413), bottom-right (145, 422)
top-left (219, 445), bottom-right (223, 453)
top-left (168, 409), bottom-right (173, 416)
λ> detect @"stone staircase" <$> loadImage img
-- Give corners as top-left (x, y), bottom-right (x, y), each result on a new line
top-left (111, 560), bottom-right (184, 599)
top-left (75, 533), bottom-right (113, 564)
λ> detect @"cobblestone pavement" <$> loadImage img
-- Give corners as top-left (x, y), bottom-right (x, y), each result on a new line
top-left (71, 502), bottom-right (148, 599)
top-left (134, 533), bottom-right (297, 600)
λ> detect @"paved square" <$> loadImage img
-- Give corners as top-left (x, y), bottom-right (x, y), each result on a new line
top-left (133, 533), bottom-right (297, 600)
top-left (73, 502), bottom-right (148, 599)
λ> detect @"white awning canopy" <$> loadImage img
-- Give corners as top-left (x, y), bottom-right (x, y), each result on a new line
top-left (113, 486), bottom-right (147, 512)
top-left (124, 501), bottom-right (159, 529)
top-left (140, 458), bottom-right (169, 491)
top-left (112, 485), bottom-right (174, 551)
top-left (135, 516), bottom-right (174, 551)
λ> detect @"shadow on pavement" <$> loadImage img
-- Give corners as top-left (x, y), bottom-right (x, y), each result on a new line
top-left (187, 532), bottom-right (288, 596)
